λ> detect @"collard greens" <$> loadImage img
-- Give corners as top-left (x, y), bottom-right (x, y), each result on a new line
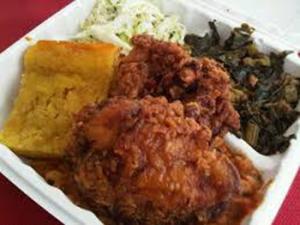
top-left (185, 22), bottom-right (300, 155)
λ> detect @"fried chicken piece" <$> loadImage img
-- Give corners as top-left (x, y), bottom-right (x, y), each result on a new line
top-left (110, 35), bottom-right (240, 136)
top-left (206, 138), bottom-right (265, 225)
top-left (68, 96), bottom-right (240, 225)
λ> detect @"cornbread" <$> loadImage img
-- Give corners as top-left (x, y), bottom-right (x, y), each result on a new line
top-left (0, 41), bottom-right (119, 157)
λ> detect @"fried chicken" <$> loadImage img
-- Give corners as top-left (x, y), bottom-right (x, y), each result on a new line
top-left (110, 35), bottom-right (240, 136)
top-left (207, 138), bottom-right (264, 225)
top-left (68, 96), bottom-right (240, 225)
top-left (63, 36), bottom-right (264, 225)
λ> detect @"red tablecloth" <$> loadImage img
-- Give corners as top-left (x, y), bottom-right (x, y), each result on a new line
top-left (0, 1), bottom-right (299, 224)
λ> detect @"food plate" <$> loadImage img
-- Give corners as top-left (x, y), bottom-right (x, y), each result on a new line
top-left (0, 0), bottom-right (300, 224)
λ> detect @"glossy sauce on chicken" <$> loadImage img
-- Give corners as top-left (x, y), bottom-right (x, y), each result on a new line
top-left (28, 35), bottom-right (264, 225)
top-left (29, 118), bottom-right (263, 225)
top-left (111, 35), bottom-right (240, 136)
top-left (67, 96), bottom-right (241, 225)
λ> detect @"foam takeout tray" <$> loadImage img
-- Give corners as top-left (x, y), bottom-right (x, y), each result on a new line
top-left (1, 0), bottom-right (300, 224)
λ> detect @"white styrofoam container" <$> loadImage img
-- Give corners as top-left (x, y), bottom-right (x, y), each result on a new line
top-left (209, 0), bottom-right (300, 48)
top-left (0, 0), bottom-right (300, 224)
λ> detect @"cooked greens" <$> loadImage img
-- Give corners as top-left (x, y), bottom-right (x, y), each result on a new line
top-left (185, 22), bottom-right (300, 155)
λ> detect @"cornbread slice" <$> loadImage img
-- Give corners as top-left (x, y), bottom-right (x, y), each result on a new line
top-left (0, 41), bottom-right (119, 157)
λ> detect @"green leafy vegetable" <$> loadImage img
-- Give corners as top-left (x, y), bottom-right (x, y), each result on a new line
top-left (185, 22), bottom-right (300, 155)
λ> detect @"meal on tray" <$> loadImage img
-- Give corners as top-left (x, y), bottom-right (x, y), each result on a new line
top-left (0, 0), bottom-right (299, 225)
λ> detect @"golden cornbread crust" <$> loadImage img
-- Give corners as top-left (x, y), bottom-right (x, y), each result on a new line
top-left (0, 41), bottom-right (119, 157)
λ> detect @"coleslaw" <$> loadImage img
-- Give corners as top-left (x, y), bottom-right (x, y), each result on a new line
top-left (75, 0), bottom-right (186, 53)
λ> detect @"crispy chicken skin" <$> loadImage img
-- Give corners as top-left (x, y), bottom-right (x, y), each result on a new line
top-left (63, 36), bottom-right (264, 225)
top-left (110, 35), bottom-right (240, 136)
top-left (206, 138), bottom-right (264, 225)
top-left (68, 96), bottom-right (240, 225)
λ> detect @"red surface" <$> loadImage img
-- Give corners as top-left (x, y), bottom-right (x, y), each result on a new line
top-left (0, 0), bottom-right (299, 224)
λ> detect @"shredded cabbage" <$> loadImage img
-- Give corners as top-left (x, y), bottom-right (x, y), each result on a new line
top-left (76, 0), bottom-right (186, 53)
